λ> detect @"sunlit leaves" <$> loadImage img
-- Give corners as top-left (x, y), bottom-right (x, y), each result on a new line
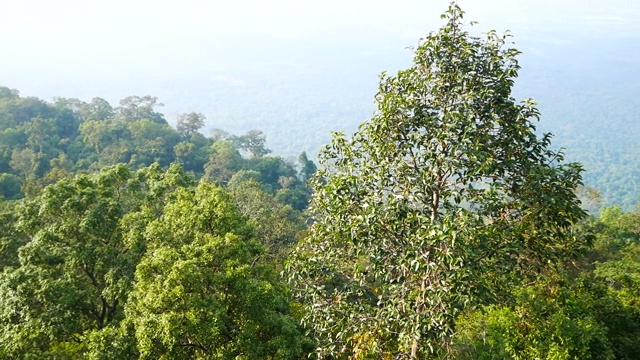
top-left (127, 181), bottom-right (306, 359)
top-left (288, 3), bottom-right (587, 359)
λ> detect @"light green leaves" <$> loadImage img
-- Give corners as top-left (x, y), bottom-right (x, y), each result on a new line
top-left (127, 181), bottom-right (306, 359)
top-left (0, 164), bottom-right (308, 358)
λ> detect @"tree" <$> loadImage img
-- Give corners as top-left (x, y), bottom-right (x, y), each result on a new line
top-left (172, 132), bottom-right (212, 175)
top-left (80, 97), bottom-right (115, 121)
top-left (297, 151), bottom-right (317, 183)
top-left (9, 147), bottom-right (41, 179)
top-left (246, 156), bottom-right (298, 194)
top-left (126, 181), bottom-right (306, 359)
top-left (0, 203), bottom-right (25, 271)
top-left (228, 179), bottom-right (307, 260)
top-left (453, 276), bottom-right (615, 360)
top-left (0, 173), bottom-right (22, 200)
top-left (0, 86), bottom-right (19, 100)
top-left (116, 95), bottom-right (166, 125)
top-left (204, 140), bottom-right (244, 185)
top-left (127, 119), bottom-right (181, 167)
top-left (22, 116), bottom-right (59, 155)
top-left (0, 164), bottom-right (193, 358)
top-left (288, 4), bottom-right (587, 359)
top-left (231, 129), bottom-right (271, 158)
top-left (210, 128), bottom-right (230, 142)
top-left (0, 165), bottom-right (140, 357)
top-left (176, 112), bottom-right (205, 137)
top-left (79, 119), bottom-right (133, 167)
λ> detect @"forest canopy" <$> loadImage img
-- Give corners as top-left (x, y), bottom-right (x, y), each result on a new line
top-left (0, 2), bottom-right (639, 359)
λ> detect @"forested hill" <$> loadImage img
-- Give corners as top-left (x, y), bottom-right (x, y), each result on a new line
top-left (0, 88), bottom-right (315, 211)
top-left (516, 33), bottom-right (640, 211)
top-left (175, 28), bottom-right (640, 210)
top-left (1, 4), bottom-right (640, 357)
top-left (5, 24), bottom-right (638, 209)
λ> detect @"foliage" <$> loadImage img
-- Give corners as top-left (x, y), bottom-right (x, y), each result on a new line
top-left (591, 210), bottom-right (640, 358)
top-left (0, 173), bottom-right (22, 200)
top-left (116, 95), bottom-right (167, 124)
top-left (0, 204), bottom-right (24, 272)
top-left (3, 4), bottom-right (636, 356)
top-left (176, 112), bottom-right (206, 138)
top-left (0, 84), bottom-right (314, 215)
top-left (125, 181), bottom-right (306, 359)
top-left (204, 140), bottom-right (244, 184)
top-left (0, 164), bottom-right (193, 358)
top-left (228, 179), bottom-right (307, 260)
top-left (230, 129), bottom-right (271, 158)
top-left (453, 276), bottom-right (615, 360)
top-left (454, 213), bottom-right (640, 360)
top-left (288, 4), bottom-right (587, 359)
top-left (353, 203), bottom-right (640, 360)
top-left (297, 151), bottom-right (317, 183)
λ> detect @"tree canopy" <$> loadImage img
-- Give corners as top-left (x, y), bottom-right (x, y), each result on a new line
top-left (288, 4), bottom-right (588, 359)
top-left (0, 3), bottom-right (639, 359)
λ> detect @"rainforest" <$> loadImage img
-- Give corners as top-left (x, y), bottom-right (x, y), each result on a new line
top-left (1, 2), bottom-right (639, 359)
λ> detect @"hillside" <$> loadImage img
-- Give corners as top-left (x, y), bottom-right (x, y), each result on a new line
top-left (2, 6), bottom-right (638, 209)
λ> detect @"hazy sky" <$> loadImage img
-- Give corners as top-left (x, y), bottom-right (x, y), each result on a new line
top-left (1, 0), bottom-right (638, 99)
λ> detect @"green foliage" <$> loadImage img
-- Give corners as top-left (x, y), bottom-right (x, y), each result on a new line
top-left (245, 156), bottom-right (297, 193)
top-left (275, 186), bottom-right (310, 211)
top-left (230, 129), bottom-right (271, 158)
top-left (79, 97), bottom-right (115, 121)
top-left (127, 119), bottom-right (181, 167)
top-left (4, 7), bottom-right (636, 357)
top-left (0, 205), bottom-right (24, 272)
top-left (116, 95), bottom-right (167, 124)
top-left (0, 164), bottom-right (193, 358)
top-left (0, 87), bottom-right (19, 101)
top-left (228, 169), bottom-right (263, 189)
top-left (0, 86), bottom-right (315, 219)
top-left (454, 252), bottom-right (640, 360)
top-left (297, 151), bottom-right (317, 183)
top-left (0, 165), bottom-right (139, 356)
top-left (126, 181), bottom-right (306, 359)
top-left (173, 133), bottom-right (213, 175)
top-left (454, 277), bottom-right (615, 360)
top-left (590, 209), bottom-right (640, 359)
top-left (79, 118), bottom-right (180, 169)
top-left (0, 156), bottom-right (311, 358)
top-left (288, 4), bottom-right (587, 359)
top-left (229, 179), bottom-right (307, 260)
top-left (595, 242), bottom-right (640, 305)
top-left (0, 173), bottom-right (22, 200)
top-left (176, 112), bottom-right (206, 138)
top-left (205, 140), bottom-right (244, 185)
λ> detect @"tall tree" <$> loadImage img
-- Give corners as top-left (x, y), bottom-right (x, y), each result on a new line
top-left (228, 179), bottom-right (307, 260)
top-left (288, 4), bottom-right (587, 359)
top-left (176, 112), bottom-right (205, 138)
top-left (116, 95), bottom-right (166, 125)
top-left (297, 151), bottom-right (317, 183)
top-left (0, 87), bottom-right (19, 100)
top-left (231, 129), bottom-right (271, 158)
top-left (80, 97), bottom-right (115, 122)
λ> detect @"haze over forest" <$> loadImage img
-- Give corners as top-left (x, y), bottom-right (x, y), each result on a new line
top-left (3, 2), bottom-right (640, 358)
top-left (1, 0), bottom-right (639, 208)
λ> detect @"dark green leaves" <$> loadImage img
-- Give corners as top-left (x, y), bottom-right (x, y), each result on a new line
top-left (288, 3), bottom-right (587, 358)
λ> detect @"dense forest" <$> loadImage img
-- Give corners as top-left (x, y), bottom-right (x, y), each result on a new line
top-left (1, 3), bottom-right (639, 359)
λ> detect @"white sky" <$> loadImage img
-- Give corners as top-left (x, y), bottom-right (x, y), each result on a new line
top-left (1, 0), bottom-right (638, 98)
top-left (3, 0), bottom-right (635, 50)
